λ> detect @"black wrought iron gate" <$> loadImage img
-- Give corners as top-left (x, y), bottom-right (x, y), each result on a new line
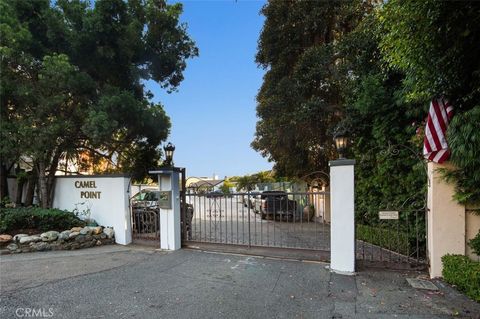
top-left (181, 191), bottom-right (331, 260)
top-left (131, 202), bottom-right (160, 242)
top-left (354, 143), bottom-right (429, 270)
top-left (355, 197), bottom-right (428, 269)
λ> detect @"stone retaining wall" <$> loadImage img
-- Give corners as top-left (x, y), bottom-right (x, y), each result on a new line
top-left (1, 226), bottom-right (115, 254)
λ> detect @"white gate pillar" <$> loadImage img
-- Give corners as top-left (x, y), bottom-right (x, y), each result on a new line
top-left (149, 169), bottom-right (181, 250)
top-left (329, 159), bottom-right (356, 275)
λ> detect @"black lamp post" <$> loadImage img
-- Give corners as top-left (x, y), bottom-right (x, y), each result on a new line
top-left (334, 133), bottom-right (348, 159)
top-left (163, 142), bottom-right (175, 167)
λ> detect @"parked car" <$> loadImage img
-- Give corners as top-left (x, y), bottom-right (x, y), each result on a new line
top-left (131, 188), bottom-right (159, 210)
top-left (257, 191), bottom-right (297, 221)
top-left (130, 189), bottom-right (194, 239)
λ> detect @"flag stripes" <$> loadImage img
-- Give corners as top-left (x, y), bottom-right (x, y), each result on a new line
top-left (423, 98), bottom-right (454, 164)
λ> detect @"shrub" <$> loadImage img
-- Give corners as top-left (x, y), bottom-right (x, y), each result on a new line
top-left (442, 255), bottom-right (480, 302)
top-left (356, 224), bottom-right (410, 256)
top-left (468, 231), bottom-right (480, 256)
top-left (443, 106), bottom-right (480, 206)
top-left (0, 207), bottom-right (85, 233)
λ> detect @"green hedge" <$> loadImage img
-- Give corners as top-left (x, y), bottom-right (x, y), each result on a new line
top-left (0, 207), bottom-right (85, 233)
top-left (442, 255), bottom-right (480, 302)
top-left (356, 224), bottom-right (410, 256)
top-left (469, 231), bottom-right (480, 256)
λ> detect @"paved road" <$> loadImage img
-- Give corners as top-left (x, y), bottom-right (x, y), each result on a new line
top-left (1, 245), bottom-right (479, 318)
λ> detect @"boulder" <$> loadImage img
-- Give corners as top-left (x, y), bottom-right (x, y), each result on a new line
top-left (91, 226), bottom-right (103, 235)
top-left (50, 243), bottom-right (62, 251)
top-left (80, 227), bottom-right (93, 235)
top-left (19, 236), bottom-right (41, 244)
top-left (13, 234), bottom-right (29, 241)
top-left (0, 234), bottom-right (13, 244)
top-left (96, 240), bottom-right (102, 246)
top-left (58, 230), bottom-right (71, 241)
top-left (69, 231), bottom-right (80, 239)
top-left (7, 243), bottom-right (18, 251)
top-left (41, 231), bottom-right (59, 242)
top-left (81, 241), bottom-right (95, 249)
top-left (32, 242), bottom-right (50, 251)
top-left (71, 227), bottom-right (83, 232)
top-left (20, 246), bottom-right (32, 253)
top-left (103, 227), bottom-right (115, 239)
top-left (75, 235), bottom-right (86, 243)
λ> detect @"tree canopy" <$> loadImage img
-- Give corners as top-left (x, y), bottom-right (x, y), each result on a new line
top-left (0, 0), bottom-right (198, 207)
top-left (252, 0), bottom-right (371, 177)
top-left (379, 0), bottom-right (480, 206)
top-left (253, 0), bottom-right (480, 210)
top-left (231, 171), bottom-right (274, 192)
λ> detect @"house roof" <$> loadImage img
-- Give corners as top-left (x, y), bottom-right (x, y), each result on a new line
top-left (187, 179), bottom-right (224, 189)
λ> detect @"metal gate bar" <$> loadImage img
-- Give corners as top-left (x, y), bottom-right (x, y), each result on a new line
top-left (355, 209), bottom-right (427, 268)
top-left (184, 191), bottom-right (330, 251)
top-left (131, 205), bottom-right (160, 241)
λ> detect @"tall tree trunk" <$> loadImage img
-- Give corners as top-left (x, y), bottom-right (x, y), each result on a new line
top-left (0, 163), bottom-right (8, 200)
top-left (38, 161), bottom-right (49, 208)
top-left (46, 151), bottom-right (61, 208)
top-left (25, 170), bottom-right (37, 206)
top-left (15, 178), bottom-right (24, 205)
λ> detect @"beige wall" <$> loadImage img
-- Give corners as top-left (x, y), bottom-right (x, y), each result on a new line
top-left (427, 162), bottom-right (480, 278)
top-left (427, 162), bottom-right (466, 278)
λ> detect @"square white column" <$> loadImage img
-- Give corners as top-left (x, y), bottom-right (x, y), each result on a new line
top-left (158, 171), bottom-right (181, 250)
top-left (329, 159), bottom-right (355, 275)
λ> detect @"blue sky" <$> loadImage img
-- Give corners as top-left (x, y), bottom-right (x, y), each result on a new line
top-left (146, 0), bottom-right (272, 179)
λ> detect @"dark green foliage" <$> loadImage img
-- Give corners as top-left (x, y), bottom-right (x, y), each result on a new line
top-left (380, 1), bottom-right (480, 206)
top-left (254, 2), bottom-right (428, 255)
top-left (442, 255), bottom-right (480, 302)
top-left (380, 0), bottom-right (480, 110)
top-left (253, 0), bottom-right (371, 177)
top-left (1, 0), bottom-right (197, 207)
top-left (469, 231), bottom-right (480, 256)
top-left (0, 207), bottom-right (85, 233)
top-left (442, 107), bottom-right (480, 205)
top-left (254, 0), bottom-right (480, 211)
top-left (338, 15), bottom-right (427, 253)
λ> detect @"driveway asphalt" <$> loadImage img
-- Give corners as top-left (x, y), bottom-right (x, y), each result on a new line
top-left (1, 245), bottom-right (479, 319)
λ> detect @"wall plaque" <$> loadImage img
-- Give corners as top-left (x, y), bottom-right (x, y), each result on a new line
top-left (379, 210), bottom-right (399, 220)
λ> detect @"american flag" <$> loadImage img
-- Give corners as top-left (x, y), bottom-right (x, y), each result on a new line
top-left (423, 98), bottom-right (454, 163)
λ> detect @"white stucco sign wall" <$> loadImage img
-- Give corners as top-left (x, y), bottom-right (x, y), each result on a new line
top-left (53, 175), bottom-right (132, 245)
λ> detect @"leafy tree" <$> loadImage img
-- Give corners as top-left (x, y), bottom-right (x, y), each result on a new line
top-left (254, 2), bottom-right (427, 254)
top-left (234, 171), bottom-right (275, 192)
top-left (380, 0), bottom-right (480, 206)
top-left (442, 107), bottom-right (480, 205)
top-left (219, 179), bottom-right (234, 195)
top-left (0, 0), bottom-right (198, 207)
top-left (380, 0), bottom-right (480, 109)
top-left (252, 0), bottom-right (371, 178)
top-left (331, 12), bottom-right (427, 240)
